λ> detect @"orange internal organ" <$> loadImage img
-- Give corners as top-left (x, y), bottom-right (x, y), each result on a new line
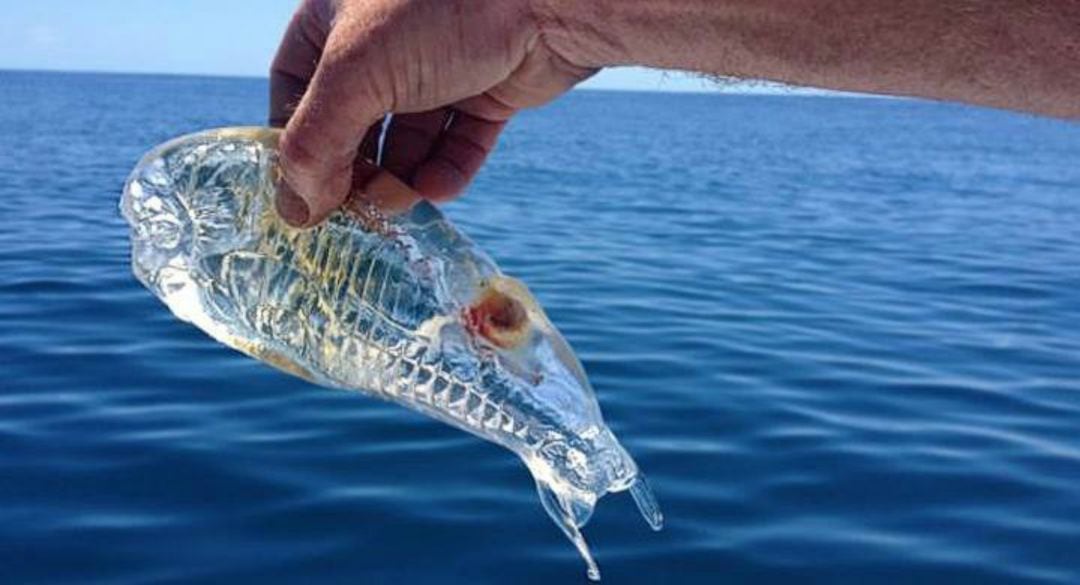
top-left (464, 284), bottom-right (531, 349)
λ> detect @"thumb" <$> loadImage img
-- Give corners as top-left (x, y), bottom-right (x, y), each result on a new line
top-left (276, 26), bottom-right (391, 227)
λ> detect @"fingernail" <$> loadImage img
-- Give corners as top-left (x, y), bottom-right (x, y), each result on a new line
top-left (275, 180), bottom-right (310, 227)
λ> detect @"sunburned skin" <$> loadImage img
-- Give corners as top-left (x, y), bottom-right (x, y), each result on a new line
top-left (121, 127), bottom-right (661, 581)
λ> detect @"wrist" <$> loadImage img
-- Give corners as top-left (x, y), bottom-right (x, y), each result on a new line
top-left (529, 0), bottom-right (631, 68)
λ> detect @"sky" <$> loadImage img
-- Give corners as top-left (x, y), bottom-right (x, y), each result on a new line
top-left (0, 0), bottom-right (799, 93)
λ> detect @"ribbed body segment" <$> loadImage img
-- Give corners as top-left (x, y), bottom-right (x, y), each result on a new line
top-left (166, 141), bottom-right (528, 447)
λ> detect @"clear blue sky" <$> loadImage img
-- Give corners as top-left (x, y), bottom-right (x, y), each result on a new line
top-left (0, 0), bottom-right (795, 93)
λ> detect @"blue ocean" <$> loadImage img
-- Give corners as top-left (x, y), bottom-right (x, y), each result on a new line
top-left (1, 70), bottom-right (1078, 583)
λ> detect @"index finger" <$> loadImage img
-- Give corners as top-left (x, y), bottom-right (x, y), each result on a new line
top-left (277, 16), bottom-right (402, 226)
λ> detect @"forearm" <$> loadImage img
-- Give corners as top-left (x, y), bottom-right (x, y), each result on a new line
top-left (537, 0), bottom-right (1080, 118)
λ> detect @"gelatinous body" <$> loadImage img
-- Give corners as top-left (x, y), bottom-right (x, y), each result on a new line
top-left (120, 127), bottom-right (661, 580)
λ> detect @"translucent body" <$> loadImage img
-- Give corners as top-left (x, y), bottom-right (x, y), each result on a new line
top-left (120, 128), bottom-right (661, 580)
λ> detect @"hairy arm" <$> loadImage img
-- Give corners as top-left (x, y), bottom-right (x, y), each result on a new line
top-left (541, 0), bottom-right (1080, 118)
top-left (271, 0), bottom-right (1080, 226)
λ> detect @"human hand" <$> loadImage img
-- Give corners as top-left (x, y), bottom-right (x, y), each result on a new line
top-left (270, 0), bottom-right (597, 227)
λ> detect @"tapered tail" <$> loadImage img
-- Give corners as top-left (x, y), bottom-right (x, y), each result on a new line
top-left (528, 437), bottom-right (662, 581)
top-left (536, 479), bottom-right (602, 581)
top-left (628, 473), bottom-right (664, 531)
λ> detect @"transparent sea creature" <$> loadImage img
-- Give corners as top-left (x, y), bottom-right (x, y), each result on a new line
top-left (120, 127), bottom-right (662, 580)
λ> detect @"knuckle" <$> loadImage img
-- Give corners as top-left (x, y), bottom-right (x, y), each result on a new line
top-left (279, 132), bottom-right (322, 173)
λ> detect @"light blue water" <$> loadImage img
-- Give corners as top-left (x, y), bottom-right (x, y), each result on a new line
top-left (1, 70), bottom-right (1079, 583)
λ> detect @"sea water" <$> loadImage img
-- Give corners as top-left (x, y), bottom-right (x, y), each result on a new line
top-left (1, 70), bottom-right (1078, 583)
